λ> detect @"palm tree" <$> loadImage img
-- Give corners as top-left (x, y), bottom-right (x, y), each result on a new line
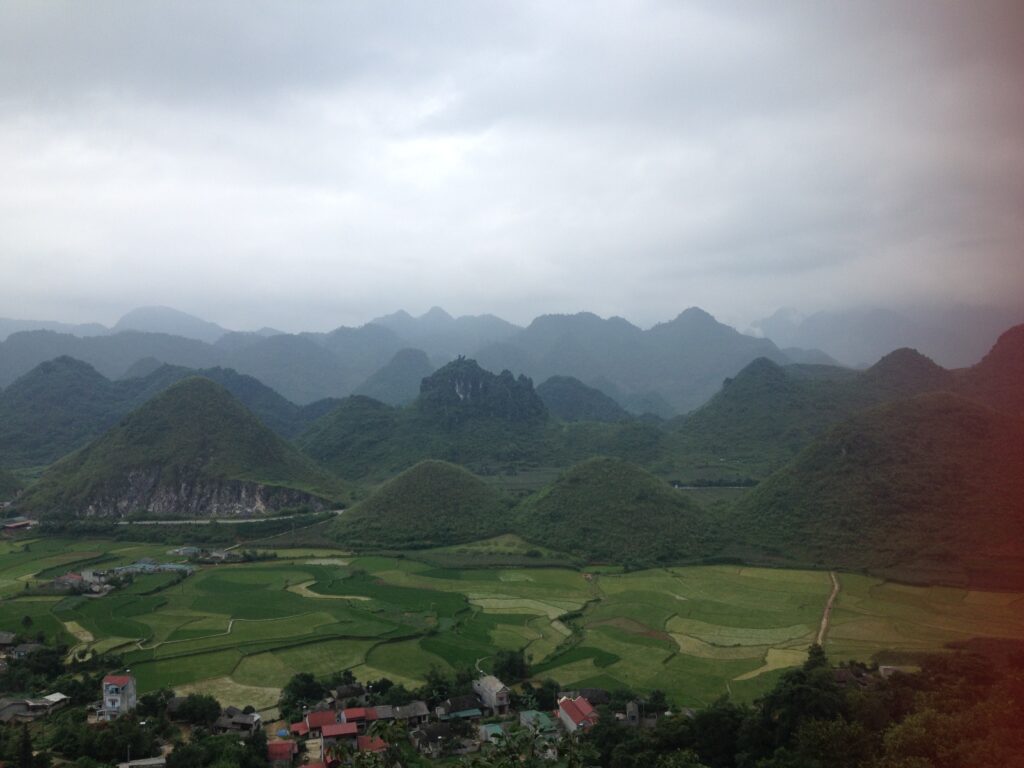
top-left (560, 730), bottom-right (599, 768)
top-left (367, 718), bottom-right (408, 767)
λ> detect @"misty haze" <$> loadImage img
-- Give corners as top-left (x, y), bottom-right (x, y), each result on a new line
top-left (1, 3), bottom-right (1022, 768)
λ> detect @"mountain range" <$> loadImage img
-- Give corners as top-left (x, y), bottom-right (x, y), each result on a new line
top-left (754, 304), bottom-right (1024, 368)
top-left (3, 304), bottom-right (1022, 588)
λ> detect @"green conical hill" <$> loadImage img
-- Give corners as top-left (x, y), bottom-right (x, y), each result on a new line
top-left (732, 392), bottom-right (1024, 588)
top-left (331, 460), bottom-right (510, 548)
top-left (19, 377), bottom-right (348, 517)
top-left (516, 457), bottom-right (712, 565)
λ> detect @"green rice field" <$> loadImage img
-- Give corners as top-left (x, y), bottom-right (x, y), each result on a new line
top-left (2, 537), bottom-right (1023, 712)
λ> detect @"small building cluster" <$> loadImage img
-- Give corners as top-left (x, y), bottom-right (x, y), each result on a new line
top-left (266, 675), bottom-right (607, 765)
top-left (1, 516), bottom-right (35, 534)
top-left (42, 559), bottom-right (193, 596)
top-left (170, 546), bottom-right (244, 564)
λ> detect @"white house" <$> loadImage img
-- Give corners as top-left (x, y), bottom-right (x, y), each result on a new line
top-left (472, 675), bottom-right (510, 716)
top-left (99, 674), bottom-right (137, 720)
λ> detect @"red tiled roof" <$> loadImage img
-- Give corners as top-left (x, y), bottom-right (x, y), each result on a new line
top-left (357, 735), bottom-right (388, 753)
top-left (306, 709), bottom-right (338, 729)
top-left (559, 696), bottom-right (598, 727)
top-left (322, 722), bottom-right (359, 738)
top-left (289, 721), bottom-right (309, 736)
top-left (267, 740), bottom-right (297, 760)
top-left (575, 697), bottom-right (596, 718)
top-left (342, 706), bottom-right (367, 721)
top-left (103, 675), bottom-right (132, 686)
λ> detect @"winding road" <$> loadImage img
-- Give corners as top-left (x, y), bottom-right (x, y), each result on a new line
top-left (816, 571), bottom-right (840, 646)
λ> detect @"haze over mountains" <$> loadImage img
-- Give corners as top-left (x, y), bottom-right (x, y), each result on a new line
top-left (2, 306), bottom-right (1022, 588)
top-left (3, 302), bottom-right (1018, 417)
top-left (753, 304), bottom-right (1024, 369)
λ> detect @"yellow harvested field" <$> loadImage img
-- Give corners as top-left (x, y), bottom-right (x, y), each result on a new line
top-left (671, 633), bottom-right (766, 660)
top-left (303, 558), bottom-right (351, 566)
top-left (63, 620), bottom-right (94, 643)
top-left (733, 648), bottom-right (808, 681)
top-left (286, 581), bottom-right (370, 600)
top-left (469, 596), bottom-right (579, 618)
top-left (177, 676), bottom-right (281, 713)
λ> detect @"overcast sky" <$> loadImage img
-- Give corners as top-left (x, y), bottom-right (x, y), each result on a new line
top-left (1, 1), bottom-right (1022, 332)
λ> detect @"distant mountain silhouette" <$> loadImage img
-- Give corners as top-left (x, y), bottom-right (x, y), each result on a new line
top-left (113, 306), bottom-right (229, 344)
top-left (755, 304), bottom-right (1023, 368)
top-left (353, 348), bottom-right (435, 406)
top-left (536, 376), bottom-right (630, 422)
top-left (370, 306), bottom-right (520, 360)
top-left (473, 308), bottom-right (788, 414)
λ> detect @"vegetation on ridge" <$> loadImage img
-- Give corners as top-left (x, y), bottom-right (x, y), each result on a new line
top-left (331, 460), bottom-right (513, 548)
top-left (730, 392), bottom-right (1024, 588)
top-left (515, 457), bottom-right (714, 565)
top-left (18, 377), bottom-right (349, 517)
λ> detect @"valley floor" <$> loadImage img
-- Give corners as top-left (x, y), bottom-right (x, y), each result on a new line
top-left (2, 536), bottom-right (1023, 717)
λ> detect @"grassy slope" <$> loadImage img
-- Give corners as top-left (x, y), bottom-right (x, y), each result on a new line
top-left (19, 377), bottom-right (349, 515)
top-left (0, 356), bottom-right (341, 470)
top-left (663, 349), bottom-right (955, 480)
top-left (0, 356), bottom-right (128, 468)
top-left (729, 392), bottom-right (1024, 588)
top-left (331, 460), bottom-right (513, 548)
top-left (352, 348), bottom-right (435, 406)
top-left (0, 468), bottom-right (23, 501)
top-left (514, 457), bottom-right (716, 565)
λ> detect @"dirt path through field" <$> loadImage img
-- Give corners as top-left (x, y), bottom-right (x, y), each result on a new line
top-left (816, 571), bottom-right (840, 645)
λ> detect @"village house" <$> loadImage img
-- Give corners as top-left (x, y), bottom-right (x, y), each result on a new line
top-left (392, 700), bottom-right (430, 726)
top-left (99, 673), bottom-right (137, 721)
top-left (367, 704), bottom-right (394, 723)
top-left (213, 705), bottom-right (262, 735)
top-left (12, 642), bottom-right (45, 659)
top-left (357, 734), bottom-right (388, 755)
top-left (332, 682), bottom-right (368, 705)
top-left (435, 693), bottom-right (483, 721)
top-left (478, 722), bottom-right (505, 745)
top-left (340, 706), bottom-right (368, 731)
top-left (116, 758), bottom-right (167, 768)
top-left (0, 631), bottom-right (16, 649)
top-left (303, 708), bottom-right (339, 737)
top-left (2, 518), bottom-right (35, 535)
top-left (560, 687), bottom-right (611, 706)
top-left (558, 695), bottom-right (599, 733)
top-left (472, 674), bottom-right (510, 715)
top-left (412, 722), bottom-right (453, 758)
top-left (321, 720), bottom-right (358, 745)
top-left (266, 739), bottom-right (298, 768)
top-left (0, 693), bottom-right (69, 723)
top-left (519, 709), bottom-right (558, 734)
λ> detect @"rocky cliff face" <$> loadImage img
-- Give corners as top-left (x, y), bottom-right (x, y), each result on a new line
top-left (79, 468), bottom-right (329, 517)
top-left (417, 357), bottom-right (546, 425)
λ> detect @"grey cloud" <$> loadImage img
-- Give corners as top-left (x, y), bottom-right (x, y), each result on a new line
top-left (0, 1), bottom-right (1022, 332)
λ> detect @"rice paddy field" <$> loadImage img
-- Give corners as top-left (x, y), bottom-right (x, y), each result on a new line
top-left (3, 536), bottom-right (1024, 714)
